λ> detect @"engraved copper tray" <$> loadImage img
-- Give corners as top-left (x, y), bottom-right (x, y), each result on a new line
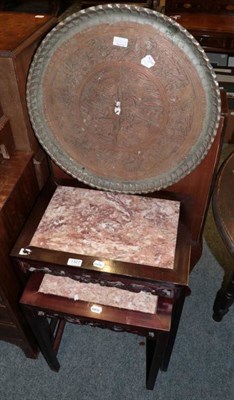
top-left (27, 4), bottom-right (221, 193)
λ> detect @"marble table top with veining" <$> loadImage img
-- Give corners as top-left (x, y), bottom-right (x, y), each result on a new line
top-left (30, 186), bottom-right (180, 269)
top-left (39, 274), bottom-right (158, 314)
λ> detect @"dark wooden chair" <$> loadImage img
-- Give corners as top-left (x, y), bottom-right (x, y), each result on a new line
top-left (212, 152), bottom-right (234, 321)
top-left (10, 90), bottom-right (227, 390)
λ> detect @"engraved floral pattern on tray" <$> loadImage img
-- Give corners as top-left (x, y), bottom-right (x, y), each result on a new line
top-left (42, 25), bottom-right (203, 180)
top-left (27, 5), bottom-right (220, 192)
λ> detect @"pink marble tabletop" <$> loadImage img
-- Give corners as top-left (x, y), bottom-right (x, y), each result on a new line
top-left (39, 274), bottom-right (158, 314)
top-left (30, 186), bottom-right (180, 269)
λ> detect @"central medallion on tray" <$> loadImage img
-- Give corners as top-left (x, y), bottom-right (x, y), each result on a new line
top-left (79, 64), bottom-right (166, 152)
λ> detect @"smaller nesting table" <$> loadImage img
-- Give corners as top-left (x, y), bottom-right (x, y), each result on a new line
top-left (212, 152), bottom-right (234, 321)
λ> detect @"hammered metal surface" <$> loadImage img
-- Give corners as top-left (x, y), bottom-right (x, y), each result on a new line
top-left (27, 4), bottom-right (221, 193)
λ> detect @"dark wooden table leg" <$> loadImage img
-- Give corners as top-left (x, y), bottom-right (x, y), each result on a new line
top-left (160, 288), bottom-right (186, 372)
top-left (146, 331), bottom-right (169, 390)
top-left (22, 306), bottom-right (60, 371)
top-left (213, 271), bottom-right (234, 321)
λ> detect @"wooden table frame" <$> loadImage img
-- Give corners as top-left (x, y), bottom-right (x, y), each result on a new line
top-left (10, 92), bottom-right (227, 389)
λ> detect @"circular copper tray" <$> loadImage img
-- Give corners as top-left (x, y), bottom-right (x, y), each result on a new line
top-left (27, 4), bottom-right (221, 193)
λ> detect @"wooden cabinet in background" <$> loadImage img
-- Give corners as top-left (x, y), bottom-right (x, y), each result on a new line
top-left (0, 150), bottom-right (49, 357)
top-left (165, 0), bottom-right (234, 14)
top-left (0, 12), bottom-right (56, 152)
top-left (0, 12), bottom-right (55, 356)
top-left (164, 10), bottom-right (234, 142)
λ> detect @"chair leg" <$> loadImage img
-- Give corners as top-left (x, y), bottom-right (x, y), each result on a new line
top-left (160, 289), bottom-right (186, 372)
top-left (213, 271), bottom-right (234, 322)
top-left (146, 331), bottom-right (169, 390)
top-left (22, 306), bottom-right (60, 371)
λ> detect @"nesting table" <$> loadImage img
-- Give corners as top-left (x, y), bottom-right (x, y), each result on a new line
top-left (11, 180), bottom-right (191, 389)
